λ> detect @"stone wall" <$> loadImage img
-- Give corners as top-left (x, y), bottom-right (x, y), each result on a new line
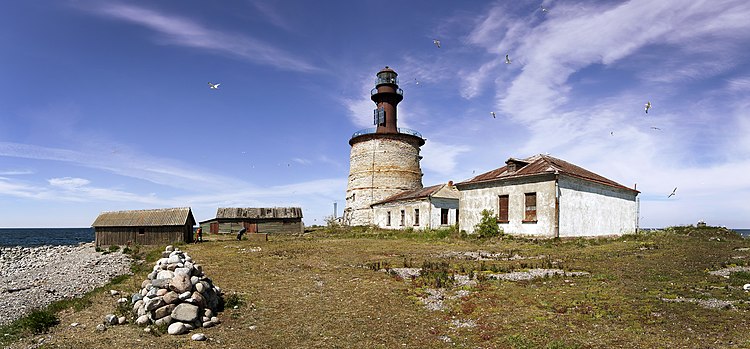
top-left (344, 134), bottom-right (424, 226)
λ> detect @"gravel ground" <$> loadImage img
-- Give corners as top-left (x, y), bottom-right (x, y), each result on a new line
top-left (0, 243), bottom-right (132, 325)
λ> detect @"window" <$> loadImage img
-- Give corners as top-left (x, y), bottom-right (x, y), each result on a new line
top-left (498, 195), bottom-right (509, 223)
top-left (138, 228), bottom-right (145, 235)
top-left (524, 193), bottom-right (537, 222)
top-left (441, 208), bottom-right (449, 225)
top-left (414, 209), bottom-right (420, 226)
top-left (400, 210), bottom-right (405, 226)
top-left (386, 211), bottom-right (391, 226)
top-left (373, 107), bottom-right (386, 126)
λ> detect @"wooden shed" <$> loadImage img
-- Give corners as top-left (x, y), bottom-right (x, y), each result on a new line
top-left (199, 207), bottom-right (303, 235)
top-left (92, 207), bottom-right (196, 246)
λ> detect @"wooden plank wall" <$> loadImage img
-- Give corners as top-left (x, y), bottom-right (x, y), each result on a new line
top-left (200, 219), bottom-right (303, 234)
top-left (95, 225), bottom-right (192, 246)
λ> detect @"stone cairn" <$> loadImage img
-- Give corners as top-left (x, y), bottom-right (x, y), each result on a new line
top-left (131, 245), bottom-right (223, 335)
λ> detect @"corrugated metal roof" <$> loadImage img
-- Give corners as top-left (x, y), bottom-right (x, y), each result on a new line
top-left (372, 183), bottom-right (459, 206)
top-left (215, 207), bottom-right (303, 219)
top-left (92, 207), bottom-right (194, 227)
top-left (456, 154), bottom-right (639, 193)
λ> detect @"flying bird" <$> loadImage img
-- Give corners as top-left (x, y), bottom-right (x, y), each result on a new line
top-left (433, 39), bottom-right (441, 48)
top-left (540, 5), bottom-right (549, 13)
top-left (644, 101), bottom-right (652, 114)
top-left (415, 79), bottom-right (420, 86)
top-left (491, 111), bottom-right (496, 118)
top-left (505, 54), bottom-right (512, 64)
top-left (667, 187), bottom-right (677, 198)
top-left (650, 126), bottom-right (661, 130)
top-left (208, 82), bottom-right (220, 89)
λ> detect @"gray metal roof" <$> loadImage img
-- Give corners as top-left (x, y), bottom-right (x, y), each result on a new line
top-left (92, 207), bottom-right (195, 227)
top-left (216, 207), bottom-right (303, 219)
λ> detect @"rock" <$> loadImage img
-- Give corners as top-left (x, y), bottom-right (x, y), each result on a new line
top-left (195, 282), bottom-right (205, 293)
top-left (104, 314), bottom-right (118, 325)
top-left (157, 270), bottom-right (175, 280)
top-left (154, 315), bottom-right (172, 328)
top-left (132, 293), bottom-right (143, 304)
top-left (162, 291), bottom-right (179, 305)
top-left (202, 321), bottom-right (215, 328)
top-left (211, 316), bottom-right (220, 324)
top-left (96, 324), bottom-right (107, 332)
top-left (145, 297), bottom-right (165, 311)
top-left (133, 299), bottom-right (144, 313)
top-left (70, 322), bottom-right (80, 327)
top-left (156, 288), bottom-right (168, 297)
top-left (117, 297), bottom-right (128, 304)
top-left (179, 291), bottom-right (192, 300)
top-left (174, 267), bottom-right (191, 276)
top-left (165, 245), bottom-right (174, 252)
top-left (153, 304), bottom-right (176, 320)
top-left (136, 315), bottom-right (150, 326)
top-left (191, 291), bottom-right (206, 308)
top-left (144, 327), bottom-right (152, 333)
top-left (118, 316), bottom-right (127, 325)
top-left (170, 273), bottom-right (192, 294)
top-left (171, 303), bottom-right (200, 323)
top-left (191, 333), bottom-right (207, 341)
top-left (110, 290), bottom-right (119, 296)
top-left (141, 280), bottom-right (151, 289)
top-left (204, 309), bottom-right (214, 318)
top-left (167, 322), bottom-right (186, 335)
top-left (249, 325), bottom-right (257, 330)
top-left (167, 255), bottom-right (182, 264)
top-left (151, 278), bottom-right (170, 289)
top-left (191, 276), bottom-right (200, 285)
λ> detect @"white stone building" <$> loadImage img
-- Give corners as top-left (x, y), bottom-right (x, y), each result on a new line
top-left (370, 183), bottom-right (459, 230)
top-left (455, 154), bottom-right (639, 238)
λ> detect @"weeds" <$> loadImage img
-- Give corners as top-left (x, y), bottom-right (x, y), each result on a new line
top-left (18, 309), bottom-right (59, 334)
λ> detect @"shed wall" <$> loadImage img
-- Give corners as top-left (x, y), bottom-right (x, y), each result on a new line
top-left (95, 225), bottom-right (192, 246)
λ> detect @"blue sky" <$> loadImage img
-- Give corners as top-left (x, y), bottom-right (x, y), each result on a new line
top-left (1, 1), bottom-right (749, 228)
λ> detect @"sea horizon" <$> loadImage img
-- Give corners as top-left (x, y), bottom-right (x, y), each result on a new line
top-left (1, 227), bottom-right (748, 248)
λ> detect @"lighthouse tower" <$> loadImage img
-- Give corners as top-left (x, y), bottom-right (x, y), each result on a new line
top-left (343, 67), bottom-right (425, 226)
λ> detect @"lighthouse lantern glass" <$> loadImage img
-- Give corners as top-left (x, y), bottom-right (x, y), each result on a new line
top-left (377, 72), bottom-right (398, 85)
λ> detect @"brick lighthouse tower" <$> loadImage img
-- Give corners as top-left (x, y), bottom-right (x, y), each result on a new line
top-left (343, 67), bottom-right (425, 226)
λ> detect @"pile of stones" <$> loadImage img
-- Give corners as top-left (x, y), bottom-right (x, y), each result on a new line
top-left (131, 245), bottom-right (223, 335)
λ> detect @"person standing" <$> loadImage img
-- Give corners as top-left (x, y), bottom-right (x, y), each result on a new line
top-left (237, 226), bottom-right (247, 241)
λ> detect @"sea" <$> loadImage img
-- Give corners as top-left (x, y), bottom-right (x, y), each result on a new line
top-left (0, 227), bottom-right (748, 248)
top-left (0, 228), bottom-right (94, 247)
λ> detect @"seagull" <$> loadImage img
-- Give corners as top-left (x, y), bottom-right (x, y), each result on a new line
top-left (668, 187), bottom-right (677, 198)
top-left (491, 111), bottom-right (496, 118)
top-left (644, 101), bottom-right (652, 114)
top-left (540, 5), bottom-right (549, 13)
top-left (414, 79), bottom-right (420, 86)
top-left (650, 126), bottom-right (661, 130)
top-left (208, 82), bottom-right (220, 89)
top-left (433, 39), bottom-right (441, 48)
top-left (505, 54), bottom-right (512, 64)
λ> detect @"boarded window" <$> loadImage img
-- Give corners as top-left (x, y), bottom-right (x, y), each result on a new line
top-left (373, 107), bottom-right (386, 126)
top-left (498, 195), bottom-right (509, 222)
top-left (441, 208), bottom-right (449, 225)
top-left (414, 209), bottom-right (420, 226)
top-left (138, 228), bottom-right (145, 235)
top-left (400, 210), bottom-right (405, 226)
top-left (387, 211), bottom-right (391, 226)
top-left (524, 193), bottom-right (537, 222)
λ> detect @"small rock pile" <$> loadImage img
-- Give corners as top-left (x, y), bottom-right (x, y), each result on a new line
top-left (131, 245), bottom-right (223, 335)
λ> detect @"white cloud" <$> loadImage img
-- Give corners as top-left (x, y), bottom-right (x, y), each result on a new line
top-left (421, 140), bottom-right (471, 177)
top-left (82, 2), bottom-right (319, 72)
top-left (0, 169), bottom-right (34, 176)
top-left (48, 177), bottom-right (91, 189)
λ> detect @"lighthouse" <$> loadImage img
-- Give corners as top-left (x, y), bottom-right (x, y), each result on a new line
top-left (342, 67), bottom-right (425, 226)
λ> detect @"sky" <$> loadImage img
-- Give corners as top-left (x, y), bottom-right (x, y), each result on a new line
top-left (1, 0), bottom-right (749, 229)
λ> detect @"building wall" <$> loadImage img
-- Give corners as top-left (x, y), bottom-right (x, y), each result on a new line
top-left (344, 134), bottom-right (424, 226)
top-left (558, 175), bottom-right (638, 237)
top-left (95, 225), bottom-right (192, 246)
top-left (458, 176), bottom-right (556, 237)
top-left (200, 219), bottom-right (303, 234)
top-left (372, 197), bottom-right (459, 230)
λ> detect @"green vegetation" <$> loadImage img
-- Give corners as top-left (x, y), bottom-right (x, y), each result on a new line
top-left (474, 209), bottom-right (503, 238)
top-left (3, 225), bottom-right (749, 348)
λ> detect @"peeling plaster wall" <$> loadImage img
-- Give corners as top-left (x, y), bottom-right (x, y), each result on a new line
top-left (344, 134), bottom-right (423, 226)
top-left (558, 175), bottom-right (638, 237)
top-left (372, 197), bottom-right (459, 230)
top-left (458, 176), bottom-right (556, 237)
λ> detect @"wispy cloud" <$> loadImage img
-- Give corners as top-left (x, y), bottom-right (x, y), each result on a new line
top-left (81, 2), bottom-right (318, 72)
top-left (249, 0), bottom-right (296, 32)
top-left (421, 140), bottom-right (471, 177)
top-left (0, 169), bottom-right (34, 176)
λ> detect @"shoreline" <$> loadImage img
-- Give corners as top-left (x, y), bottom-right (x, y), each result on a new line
top-left (0, 243), bottom-right (132, 326)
